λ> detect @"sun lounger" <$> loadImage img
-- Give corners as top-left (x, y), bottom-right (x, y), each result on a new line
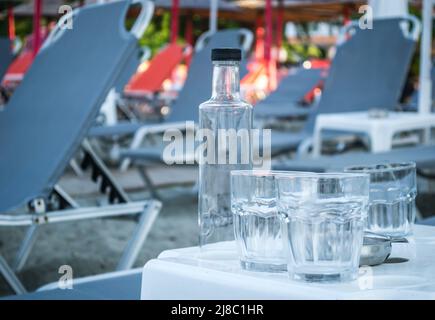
top-left (0, 0), bottom-right (161, 295)
top-left (125, 43), bottom-right (187, 96)
top-left (254, 67), bottom-right (324, 118)
top-left (263, 15), bottom-right (420, 155)
top-left (166, 28), bottom-right (252, 124)
top-left (0, 37), bottom-right (14, 81)
top-left (2, 50), bottom-right (32, 84)
top-left (253, 16), bottom-right (419, 125)
top-left (2, 269), bottom-right (143, 300)
top-left (272, 145), bottom-right (435, 172)
top-left (418, 216), bottom-right (435, 226)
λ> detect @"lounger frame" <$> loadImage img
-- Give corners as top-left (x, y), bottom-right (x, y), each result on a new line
top-left (0, 141), bottom-right (161, 295)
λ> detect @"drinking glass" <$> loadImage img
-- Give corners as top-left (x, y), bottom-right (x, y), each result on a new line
top-left (231, 170), bottom-right (293, 272)
top-left (276, 173), bottom-right (370, 282)
top-left (344, 162), bottom-right (416, 237)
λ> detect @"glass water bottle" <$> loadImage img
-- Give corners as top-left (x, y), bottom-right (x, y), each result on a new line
top-left (198, 48), bottom-right (253, 249)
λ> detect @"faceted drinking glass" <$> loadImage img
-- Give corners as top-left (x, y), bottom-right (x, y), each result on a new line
top-left (276, 173), bottom-right (370, 282)
top-left (344, 162), bottom-right (416, 238)
top-left (231, 170), bottom-right (292, 272)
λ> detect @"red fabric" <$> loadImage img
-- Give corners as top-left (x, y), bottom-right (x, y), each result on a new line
top-left (4, 51), bottom-right (34, 82)
top-left (308, 59), bottom-right (331, 69)
top-left (125, 43), bottom-right (184, 94)
top-left (241, 60), bottom-right (266, 85)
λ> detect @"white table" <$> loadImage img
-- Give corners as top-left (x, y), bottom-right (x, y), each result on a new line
top-left (312, 111), bottom-right (435, 156)
top-left (141, 225), bottom-right (435, 300)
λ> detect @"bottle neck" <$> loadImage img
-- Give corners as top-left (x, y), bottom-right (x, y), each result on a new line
top-left (211, 61), bottom-right (240, 100)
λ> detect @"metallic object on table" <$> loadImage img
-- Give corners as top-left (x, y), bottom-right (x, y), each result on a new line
top-left (368, 108), bottom-right (389, 119)
top-left (360, 232), bottom-right (408, 266)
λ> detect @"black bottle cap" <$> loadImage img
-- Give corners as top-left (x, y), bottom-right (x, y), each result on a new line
top-left (211, 48), bottom-right (241, 61)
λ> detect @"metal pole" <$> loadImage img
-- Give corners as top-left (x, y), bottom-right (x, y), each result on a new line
top-left (185, 12), bottom-right (194, 46)
top-left (264, 0), bottom-right (274, 90)
top-left (170, 0), bottom-right (179, 44)
top-left (32, 0), bottom-right (43, 57)
top-left (419, 0), bottom-right (433, 114)
top-left (343, 4), bottom-right (350, 25)
top-left (209, 0), bottom-right (218, 33)
top-left (8, 6), bottom-right (15, 41)
top-left (0, 255), bottom-right (26, 294)
top-left (264, 0), bottom-right (273, 62)
top-left (276, 0), bottom-right (284, 49)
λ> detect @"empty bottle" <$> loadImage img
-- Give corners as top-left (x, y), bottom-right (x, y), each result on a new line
top-left (198, 48), bottom-right (253, 249)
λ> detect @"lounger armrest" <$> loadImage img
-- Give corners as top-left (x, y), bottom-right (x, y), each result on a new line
top-left (120, 121), bottom-right (191, 171)
top-left (43, 0), bottom-right (154, 52)
top-left (130, 0), bottom-right (154, 39)
top-left (337, 14), bottom-right (421, 45)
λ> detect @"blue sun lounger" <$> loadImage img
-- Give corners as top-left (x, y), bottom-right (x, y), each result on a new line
top-left (0, 37), bottom-right (14, 81)
top-left (266, 15), bottom-right (420, 155)
top-left (3, 269), bottom-right (143, 300)
top-left (254, 67), bottom-right (324, 118)
top-left (272, 145), bottom-right (435, 173)
top-left (0, 0), bottom-right (161, 295)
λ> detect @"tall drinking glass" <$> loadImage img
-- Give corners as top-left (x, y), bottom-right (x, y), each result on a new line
top-left (344, 162), bottom-right (416, 237)
top-left (277, 173), bottom-right (370, 282)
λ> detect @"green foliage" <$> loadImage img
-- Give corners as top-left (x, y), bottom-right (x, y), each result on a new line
top-left (281, 42), bottom-right (323, 64)
top-left (138, 12), bottom-right (171, 55)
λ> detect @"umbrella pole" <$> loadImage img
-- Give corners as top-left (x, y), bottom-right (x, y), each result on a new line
top-left (264, 0), bottom-right (274, 90)
top-left (32, 0), bottom-right (43, 57)
top-left (185, 13), bottom-right (193, 46)
top-left (170, 0), bottom-right (179, 44)
top-left (264, 0), bottom-right (272, 62)
top-left (276, 0), bottom-right (284, 50)
top-left (418, 0), bottom-right (433, 114)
